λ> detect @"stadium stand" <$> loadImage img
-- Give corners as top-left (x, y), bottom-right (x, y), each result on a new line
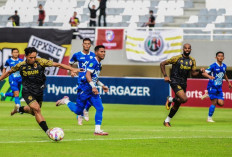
top-left (0, 0), bottom-right (231, 40)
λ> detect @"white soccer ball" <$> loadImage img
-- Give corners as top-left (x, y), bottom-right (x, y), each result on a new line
top-left (49, 127), bottom-right (64, 141)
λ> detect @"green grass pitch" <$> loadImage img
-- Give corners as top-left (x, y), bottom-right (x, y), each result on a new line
top-left (0, 101), bottom-right (231, 157)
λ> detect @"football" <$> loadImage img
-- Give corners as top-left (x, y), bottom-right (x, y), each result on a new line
top-left (49, 127), bottom-right (64, 141)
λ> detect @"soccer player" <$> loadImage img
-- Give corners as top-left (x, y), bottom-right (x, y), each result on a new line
top-left (202, 51), bottom-right (231, 122)
top-left (1, 48), bottom-right (23, 110)
top-left (0, 47), bottom-right (81, 138)
top-left (160, 43), bottom-right (213, 127)
top-left (69, 38), bottom-right (95, 125)
top-left (56, 45), bottom-right (109, 135)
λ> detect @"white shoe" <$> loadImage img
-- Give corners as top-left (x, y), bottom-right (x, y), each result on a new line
top-left (77, 115), bottom-right (83, 125)
top-left (83, 109), bottom-right (89, 121)
top-left (94, 130), bottom-right (109, 136)
top-left (207, 117), bottom-right (215, 122)
top-left (56, 96), bottom-right (69, 106)
top-left (201, 93), bottom-right (209, 100)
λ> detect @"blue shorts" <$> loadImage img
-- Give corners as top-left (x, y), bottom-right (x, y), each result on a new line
top-left (76, 89), bottom-right (103, 115)
top-left (207, 86), bottom-right (224, 100)
top-left (9, 79), bottom-right (22, 92)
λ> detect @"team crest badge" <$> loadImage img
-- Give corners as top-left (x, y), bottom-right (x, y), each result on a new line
top-left (28, 96), bottom-right (33, 100)
top-left (89, 63), bottom-right (93, 67)
top-left (189, 60), bottom-right (192, 66)
top-left (144, 34), bottom-right (164, 56)
top-left (34, 63), bottom-right (37, 68)
top-left (105, 30), bottom-right (115, 42)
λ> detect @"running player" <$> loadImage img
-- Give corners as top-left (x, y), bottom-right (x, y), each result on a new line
top-left (0, 47), bottom-right (81, 139)
top-left (69, 38), bottom-right (95, 125)
top-left (1, 48), bottom-right (23, 110)
top-left (202, 51), bottom-right (231, 122)
top-left (56, 45), bottom-right (109, 135)
top-left (160, 43), bottom-right (213, 127)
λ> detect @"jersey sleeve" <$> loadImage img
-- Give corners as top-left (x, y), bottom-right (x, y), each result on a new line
top-left (166, 55), bottom-right (181, 64)
top-left (205, 64), bottom-right (214, 74)
top-left (11, 62), bottom-right (22, 73)
top-left (191, 58), bottom-right (197, 71)
top-left (37, 58), bottom-right (53, 67)
top-left (69, 53), bottom-right (78, 65)
top-left (4, 60), bottom-right (9, 68)
top-left (87, 61), bottom-right (96, 73)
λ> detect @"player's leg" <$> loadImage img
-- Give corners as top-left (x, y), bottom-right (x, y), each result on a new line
top-left (84, 101), bottom-right (92, 121)
top-left (0, 92), bottom-right (14, 97)
top-left (164, 84), bottom-right (187, 127)
top-left (207, 87), bottom-right (219, 122)
top-left (89, 94), bottom-right (108, 135)
top-left (10, 80), bottom-right (21, 108)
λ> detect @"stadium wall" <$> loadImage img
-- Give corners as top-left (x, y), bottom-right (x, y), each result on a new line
top-left (71, 39), bottom-right (232, 77)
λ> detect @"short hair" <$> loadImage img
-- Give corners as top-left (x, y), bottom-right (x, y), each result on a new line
top-left (94, 45), bottom-right (105, 52)
top-left (83, 38), bottom-right (91, 43)
top-left (24, 47), bottom-right (38, 56)
top-left (149, 10), bottom-right (153, 13)
top-left (15, 10), bottom-right (17, 14)
top-left (39, 4), bottom-right (42, 7)
top-left (12, 48), bottom-right (19, 53)
top-left (216, 51), bottom-right (224, 56)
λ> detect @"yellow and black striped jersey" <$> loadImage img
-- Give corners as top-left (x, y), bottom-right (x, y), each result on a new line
top-left (11, 58), bottom-right (53, 95)
top-left (166, 54), bottom-right (196, 85)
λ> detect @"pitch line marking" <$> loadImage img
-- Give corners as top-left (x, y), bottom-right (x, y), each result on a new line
top-left (0, 136), bottom-right (232, 144)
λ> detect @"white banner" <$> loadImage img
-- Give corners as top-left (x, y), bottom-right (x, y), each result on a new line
top-left (126, 29), bottom-right (183, 62)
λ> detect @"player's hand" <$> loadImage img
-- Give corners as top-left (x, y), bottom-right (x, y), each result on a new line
top-left (70, 71), bottom-right (76, 77)
top-left (102, 85), bottom-right (109, 93)
top-left (164, 76), bottom-right (171, 82)
top-left (229, 83), bottom-right (232, 90)
top-left (209, 76), bottom-right (215, 80)
top-left (200, 68), bottom-right (205, 73)
top-left (92, 87), bottom-right (99, 95)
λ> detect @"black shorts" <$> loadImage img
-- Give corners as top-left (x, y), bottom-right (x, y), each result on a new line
top-left (22, 90), bottom-right (43, 107)
top-left (170, 83), bottom-right (186, 94)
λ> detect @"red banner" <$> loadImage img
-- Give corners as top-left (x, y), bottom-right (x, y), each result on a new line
top-left (96, 29), bottom-right (124, 50)
top-left (171, 79), bottom-right (232, 108)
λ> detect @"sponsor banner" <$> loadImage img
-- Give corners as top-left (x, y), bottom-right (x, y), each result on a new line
top-left (96, 29), bottom-right (124, 50)
top-left (171, 79), bottom-right (232, 108)
top-left (126, 29), bottom-right (183, 62)
top-left (44, 76), bottom-right (169, 105)
top-left (0, 28), bottom-right (73, 75)
top-left (75, 28), bottom-right (96, 44)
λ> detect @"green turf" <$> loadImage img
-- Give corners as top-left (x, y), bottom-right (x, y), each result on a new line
top-left (0, 101), bottom-right (231, 157)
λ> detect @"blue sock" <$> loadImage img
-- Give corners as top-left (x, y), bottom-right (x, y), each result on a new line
top-left (14, 97), bottom-right (21, 106)
top-left (208, 105), bottom-right (216, 117)
top-left (67, 102), bottom-right (78, 114)
top-left (5, 92), bottom-right (14, 97)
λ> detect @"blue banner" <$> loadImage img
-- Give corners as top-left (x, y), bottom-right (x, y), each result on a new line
top-left (44, 76), bottom-right (169, 105)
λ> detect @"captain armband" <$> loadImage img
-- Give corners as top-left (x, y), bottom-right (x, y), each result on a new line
top-left (97, 81), bottom-right (104, 87)
top-left (89, 81), bottom-right (96, 88)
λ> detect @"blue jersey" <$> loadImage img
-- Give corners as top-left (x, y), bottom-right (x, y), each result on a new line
top-left (79, 57), bottom-right (102, 91)
top-left (206, 62), bottom-right (227, 88)
top-left (4, 58), bottom-right (23, 81)
top-left (69, 51), bottom-right (95, 84)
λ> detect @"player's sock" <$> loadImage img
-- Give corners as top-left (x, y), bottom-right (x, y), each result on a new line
top-left (168, 106), bottom-right (179, 118)
top-left (95, 108), bottom-right (103, 126)
top-left (67, 102), bottom-right (78, 114)
top-left (95, 125), bottom-right (101, 132)
top-left (5, 92), bottom-right (14, 97)
top-left (19, 106), bottom-right (25, 113)
top-left (39, 121), bottom-right (49, 133)
top-left (173, 97), bottom-right (178, 103)
top-left (165, 116), bottom-right (171, 122)
top-left (208, 105), bottom-right (216, 117)
top-left (14, 97), bottom-right (21, 107)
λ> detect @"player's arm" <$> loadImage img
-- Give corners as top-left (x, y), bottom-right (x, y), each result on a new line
top-left (69, 54), bottom-right (78, 77)
top-left (97, 79), bottom-right (108, 93)
top-left (2, 68), bottom-right (7, 75)
top-left (86, 71), bottom-right (98, 95)
top-left (160, 60), bottom-right (171, 82)
top-left (0, 69), bottom-right (14, 81)
top-left (224, 73), bottom-right (232, 89)
top-left (52, 62), bottom-right (81, 76)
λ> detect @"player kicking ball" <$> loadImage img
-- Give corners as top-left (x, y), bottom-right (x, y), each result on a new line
top-left (160, 43), bottom-right (213, 127)
top-left (202, 51), bottom-right (231, 122)
top-left (56, 45), bottom-right (109, 135)
top-left (0, 47), bottom-right (81, 139)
